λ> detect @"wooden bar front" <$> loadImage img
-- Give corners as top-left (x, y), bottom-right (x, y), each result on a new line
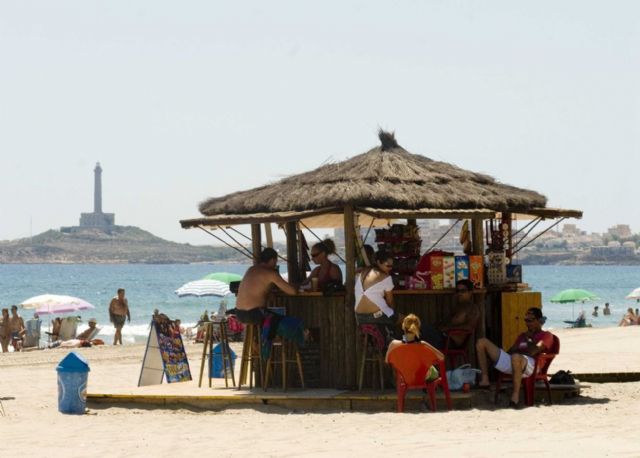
top-left (271, 289), bottom-right (486, 390)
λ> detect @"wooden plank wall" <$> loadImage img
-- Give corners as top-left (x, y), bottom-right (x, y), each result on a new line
top-left (273, 291), bottom-right (497, 389)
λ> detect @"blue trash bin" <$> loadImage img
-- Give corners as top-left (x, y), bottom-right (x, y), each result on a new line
top-left (56, 351), bottom-right (90, 414)
top-left (209, 343), bottom-right (236, 378)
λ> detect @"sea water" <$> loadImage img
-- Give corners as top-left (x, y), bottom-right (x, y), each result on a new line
top-left (1, 264), bottom-right (638, 343)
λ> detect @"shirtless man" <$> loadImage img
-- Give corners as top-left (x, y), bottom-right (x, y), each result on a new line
top-left (422, 279), bottom-right (480, 349)
top-left (109, 288), bottom-right (130, 345)
top-left (9, 305), bottom-right (26, 351)
top-left (235, 248), bottom-right (296, 324)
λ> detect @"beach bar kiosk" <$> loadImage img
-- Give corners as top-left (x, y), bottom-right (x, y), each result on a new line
top-left (180, 131), bottom-right (581, 389)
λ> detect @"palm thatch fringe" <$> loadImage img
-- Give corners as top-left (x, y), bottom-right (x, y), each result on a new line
top-left (199, 131), bottom-right (547, 216)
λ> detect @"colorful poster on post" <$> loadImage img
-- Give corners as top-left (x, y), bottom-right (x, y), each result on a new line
top-left (138, 313), bottom-right (192, 386)
top-left (443, 256), bottom-right (456, 289)
top-left (430, 256), bottom-right (444, 290)
top-left (455, 255), bottom-right (470, 283)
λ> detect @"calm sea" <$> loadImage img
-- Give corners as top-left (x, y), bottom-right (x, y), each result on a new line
top-left (0, 264), bottom-right (637, 343)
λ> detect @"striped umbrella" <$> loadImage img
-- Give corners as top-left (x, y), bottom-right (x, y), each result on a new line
top-left (175, 279), bottom-right (231, 297)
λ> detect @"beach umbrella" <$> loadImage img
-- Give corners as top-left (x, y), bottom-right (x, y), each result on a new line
top-left (202, 272), bottom-right (242, 284)
top-left (550, 289), bottom-right (599, 320)
top-left (20, 294), bottom-right (96, 316)
top-left (549, 289), bottom-right (599, 304)
top-left (625, 287), bottom-right (640, 300)
top-left (175, 279), bottom-right (231, 297)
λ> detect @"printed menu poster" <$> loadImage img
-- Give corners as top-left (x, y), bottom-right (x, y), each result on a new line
top-left (139, 314), bottom-right (192, 386)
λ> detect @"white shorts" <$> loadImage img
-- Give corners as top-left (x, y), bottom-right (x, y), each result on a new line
top-left (494, 350), bottom-right (535, 378)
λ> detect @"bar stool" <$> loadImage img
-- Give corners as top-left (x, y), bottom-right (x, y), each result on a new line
top-left (198, 320), bottom-right (236, 388)
top-left (358, 325), bottom-right (386, 391)
top-left (263, 336), bottom-right (305, 391)
top-left (443, 328), bottom-right (473, 369)
top-left (238, 323), bottom-right (264, 390)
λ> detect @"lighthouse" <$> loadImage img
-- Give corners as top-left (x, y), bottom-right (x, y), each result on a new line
top-left (78, 162), bottom-right (115, 230)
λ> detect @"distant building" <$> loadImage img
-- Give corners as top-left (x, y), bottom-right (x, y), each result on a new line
top-left (608, 224), bottom-right (632, 238)
top-left (61, 162), bottom-right (115, 233)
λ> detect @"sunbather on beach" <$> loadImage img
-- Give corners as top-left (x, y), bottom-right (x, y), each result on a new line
top-left (109, 288), bottom-right (130, 345)
top-left (77, 318), bottom-right (99, 340)
top-left (0, 308), bottom-right (10, 352)
top-left (476, 307), bottom-right (554, 408)
top-left (9, 305), bottom-right (26, 351)
top-left (618, 308), bottom-right (637, 327)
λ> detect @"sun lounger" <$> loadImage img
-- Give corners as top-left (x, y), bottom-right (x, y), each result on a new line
top-left (23, 319), bottom-right (42, 349)
top-left (58, 317), bottom-right (79, 341)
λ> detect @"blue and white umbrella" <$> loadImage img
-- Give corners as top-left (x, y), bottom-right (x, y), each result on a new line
top-left (175, 279), bottom-right (231, 297)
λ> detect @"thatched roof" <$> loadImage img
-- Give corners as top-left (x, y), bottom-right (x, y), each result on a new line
top-left (198, 130), bottom-right (547, 217)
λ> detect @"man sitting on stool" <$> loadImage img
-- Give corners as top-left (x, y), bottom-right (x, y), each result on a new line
top-left (476, 307), bottom-right (553, 408)
top-left (235, 248), bottom-right (297, 324)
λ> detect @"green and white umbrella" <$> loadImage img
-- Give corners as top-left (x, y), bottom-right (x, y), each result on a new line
top-left (550, 288), bottom-right (599, 320)
top-left (202, 272), bottom-right (242, 284)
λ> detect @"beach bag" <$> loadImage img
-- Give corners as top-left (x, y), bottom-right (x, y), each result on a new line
top-left (446, 364), bottom-right (481, 391)
top-left (549, 370), bottom-right (576, 385)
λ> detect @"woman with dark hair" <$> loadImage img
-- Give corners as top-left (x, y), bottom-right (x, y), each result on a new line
top-left (304, 239), bottom-right (343, 290)
top-left (354, 250), bottom-right (397, 325)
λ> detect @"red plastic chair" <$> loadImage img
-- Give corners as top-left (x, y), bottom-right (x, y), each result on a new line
top-left (494, 334), bottom-right (560, 406)
top-left (387, 344), bottom-right (452, 412)
top-left (443, 328), bottom-right (473, 368)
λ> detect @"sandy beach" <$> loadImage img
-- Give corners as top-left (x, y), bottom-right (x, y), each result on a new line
top-left (1, 326), bottom-right (639, 457)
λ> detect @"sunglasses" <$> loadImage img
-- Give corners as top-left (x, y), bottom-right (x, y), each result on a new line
top-left (310, 252), bottom-right (321, 258)
top-left (524, 318), bottom-right (536, 323)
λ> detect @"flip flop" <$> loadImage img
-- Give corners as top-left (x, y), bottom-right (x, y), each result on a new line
top-left (508, 401), bottom-right (521, 409)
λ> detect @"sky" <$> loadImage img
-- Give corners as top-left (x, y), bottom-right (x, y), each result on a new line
top-left (0, 1), bottom-right (638, 246)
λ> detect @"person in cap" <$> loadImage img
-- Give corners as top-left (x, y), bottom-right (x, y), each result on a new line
top-left (77, 318), bottom-right (99, 340)
top-left (475, 307), bottom-right (554, 408)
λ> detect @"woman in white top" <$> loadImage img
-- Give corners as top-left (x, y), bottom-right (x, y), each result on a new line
top-left (354, 250), bottom-right (397, 325)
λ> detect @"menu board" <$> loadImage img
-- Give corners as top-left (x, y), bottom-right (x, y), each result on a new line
top-left (139, 314), bottom-right (192, 386)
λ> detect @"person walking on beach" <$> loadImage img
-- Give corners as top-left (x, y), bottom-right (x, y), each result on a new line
top-left (109, 288), bottom-right (130, 345)
top-left (0, 308), bottom-right (10, 352)
top-left (9, 305), bottom-right (26, 351)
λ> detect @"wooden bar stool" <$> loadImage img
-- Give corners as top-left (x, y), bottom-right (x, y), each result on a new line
top-left (263, 336), bottom-right (305, 391)
top-left (358, 325), bottom-right (385, 391)
top-left (238, 323), bottom-right (264, 390)
top-left (198, 320), bottom-right (236, 388)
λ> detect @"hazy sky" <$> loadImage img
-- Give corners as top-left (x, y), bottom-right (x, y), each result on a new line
top-left (1, 1), bottom-right (638, 246)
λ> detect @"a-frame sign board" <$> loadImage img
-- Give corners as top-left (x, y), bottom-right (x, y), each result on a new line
top-left (138, 315), bottom-right (192, 386)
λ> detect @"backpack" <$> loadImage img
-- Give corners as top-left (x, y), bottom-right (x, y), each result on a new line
top-left (549, 370), bottom-right (576, 385)
top-left (446, 364), bottom-right (481, 391)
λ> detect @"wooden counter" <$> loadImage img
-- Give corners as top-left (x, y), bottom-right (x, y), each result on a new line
top-left (269, 289), bottom-right (487, 389)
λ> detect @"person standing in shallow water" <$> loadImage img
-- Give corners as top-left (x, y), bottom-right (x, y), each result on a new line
top-left (109, 288), bottom-right (130, 345)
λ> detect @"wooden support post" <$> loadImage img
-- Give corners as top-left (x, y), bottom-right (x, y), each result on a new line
top-left (343, 205), bottom-right (356, 301)
top-left (471, 217), bottom-right (485, 256)
top-left (251, 224), bottom-right (262, 265)
top-left (285, 221), bottom-right (300, 285)
top-left (264, 223), bottom-right (273, 248)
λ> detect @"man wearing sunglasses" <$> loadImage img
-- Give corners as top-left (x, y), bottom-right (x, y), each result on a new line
top-left (475, 307), bottom-right (554, 408)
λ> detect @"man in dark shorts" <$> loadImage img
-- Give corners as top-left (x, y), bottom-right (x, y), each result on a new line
top-left (109, 288), bottom-right (130, 345)
top-left (235, 248), bottom-right (297, 324)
